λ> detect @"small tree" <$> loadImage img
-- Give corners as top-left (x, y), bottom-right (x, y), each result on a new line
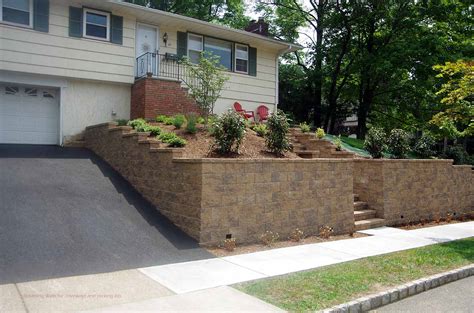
top-left (182, 52), bottom-right (230, 120)
top-left (265, 110), bottom-right (291, 155)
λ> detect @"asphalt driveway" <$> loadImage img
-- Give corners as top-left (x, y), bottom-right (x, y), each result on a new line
top-left (0, 145), bottom-right (211, 284)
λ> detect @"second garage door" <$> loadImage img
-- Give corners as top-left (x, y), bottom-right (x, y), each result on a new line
top-left (0, 84), bottom-right (59, 145)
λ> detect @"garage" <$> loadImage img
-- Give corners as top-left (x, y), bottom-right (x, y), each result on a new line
top-left (0, 84), bottom-right (59, 145)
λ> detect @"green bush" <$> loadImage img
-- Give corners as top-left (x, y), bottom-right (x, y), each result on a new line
top-left (299, 122), bottom-right (310, 133)
top-left (212, 110), bottom-right (246, 154)
top-left (185, 113), bottom-right (198, 134)
top-left (155, 115), bottom-right (168, 123)
top-left (127, 118), bottom-right (146, 129)
top-left (164, 117), bottom-right (174, 125)
top-left (158, 132), bottom-right (187, 147)
top-left (145, 125), bottom-right (161, 136)
top-left (116, 119), bottom-right (128, 126)
top-left (251, 123), bottom-right (268, 137)
top-left (315, 128), bottom-right (325, 139)
top-left (335, 135), bottom-right (342, 151)
top-left (413, 133), bottom-right (436, 158)
top-left (443, 145), bottom-right (473, 165)
top-left (265, 110), bottom-right (291, 155)
top-left (364, 127), bottom-right (386, 159)
top-left (387, 129), bottom-right (410, 159)
top-left (197, 116), bottom-right (206, 124)
top-left (173, 114), bottom-right (186, 129)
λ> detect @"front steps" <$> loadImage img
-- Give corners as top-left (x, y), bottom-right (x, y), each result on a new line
top-left (353, 194), bottom-right (386, 231)
top-left (289, 128), bottom-right (354, 159)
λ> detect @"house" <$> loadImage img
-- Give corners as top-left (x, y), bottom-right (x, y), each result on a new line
top-left (0, 0), bottom-right (301, 145)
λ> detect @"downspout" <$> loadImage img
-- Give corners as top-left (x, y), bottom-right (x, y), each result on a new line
top-left (275, 45), bottom-right (293, 111)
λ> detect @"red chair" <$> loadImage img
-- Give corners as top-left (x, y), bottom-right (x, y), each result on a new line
top-left (257, 105), bottom-right (270, 122)
top-left (233, 102), bottom-right (255, 120)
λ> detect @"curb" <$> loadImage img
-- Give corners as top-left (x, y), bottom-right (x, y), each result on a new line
top-left (320, 264), bottom-right (474, 313)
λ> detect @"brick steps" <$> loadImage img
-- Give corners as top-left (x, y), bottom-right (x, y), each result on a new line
top-left (289, 128), bottom-right (354, 159)
top-left (354, 201), bottom-right (369, 210)
top-left (355, 218), bottom-right (386, 231)
top-left (294, 150), bottom-right (320, 158)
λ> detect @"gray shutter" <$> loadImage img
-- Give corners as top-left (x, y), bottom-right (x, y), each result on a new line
top-left (33, 0), bottom-right (49, 32)
top-left (249, 47), bottom-right (257, 76)
top-left (69, 6), bottom-right (83, 38)
top-left (110, 15), bottom-right (123, 45)
top-left (177, 31), bottom-right (188, 59)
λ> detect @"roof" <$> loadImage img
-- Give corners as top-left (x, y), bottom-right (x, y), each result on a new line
top-left (107, 0), bottom-right (303, 53)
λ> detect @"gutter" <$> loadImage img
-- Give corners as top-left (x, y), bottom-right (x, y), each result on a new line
top-left (275, 44), bottom-right (294, 111)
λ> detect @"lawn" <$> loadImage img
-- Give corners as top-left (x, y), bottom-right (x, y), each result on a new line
top-left (235, 238), bottom-right (474, 312)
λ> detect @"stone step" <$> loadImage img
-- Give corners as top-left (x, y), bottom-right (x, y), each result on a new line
top-left (64, 140), bottom-right (85, 148)
top-left (292, 143), bottom-right (306, 150)
top-left (354, 194), bottom-right (360, 201)
top-left (355, 218), bottom-right (386, 231)
top-left (354, 209), bottom-right (377, 221)
top-left (295, 150), bottom-right (320, 159)
top-left (354, 201), bottom-right (368, 210)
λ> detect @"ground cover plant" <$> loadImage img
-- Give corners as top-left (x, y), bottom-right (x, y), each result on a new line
top-left (235, 238), bottom-right (474, 312)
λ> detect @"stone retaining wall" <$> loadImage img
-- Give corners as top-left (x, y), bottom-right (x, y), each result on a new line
top-left (85, 123), bottom-right (354, 245)
top-left (354, 159), bottom-right (473, 225)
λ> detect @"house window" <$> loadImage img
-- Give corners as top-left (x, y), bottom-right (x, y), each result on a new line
top-left (5, 86), bottom-right (19, 95)
top-left (188, 33), bottom-right (203, 64)
top-left (204, 37), bottom-right (232, 71)
top-left (235, 44), bottom-right (249, 74)
top-left (0, 0), bottom-right (32, 27)
top-left (25, 87), bottom-right (38, 97)
top-left (83, 8), bottom-right (110, 41)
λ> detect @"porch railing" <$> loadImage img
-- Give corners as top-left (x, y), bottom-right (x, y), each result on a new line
top-left (135, 52), bottom-right (201, 89)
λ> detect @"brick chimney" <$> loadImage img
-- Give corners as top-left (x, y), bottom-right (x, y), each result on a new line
top-left (245, 17), bottom-right (269, 36)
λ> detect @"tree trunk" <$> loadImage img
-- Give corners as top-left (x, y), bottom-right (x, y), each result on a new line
top-left (312, 7), bottom-right (324, 128)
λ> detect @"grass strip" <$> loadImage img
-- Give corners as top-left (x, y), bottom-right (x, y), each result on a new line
top-left (234, 237), bottom-right (474, 312)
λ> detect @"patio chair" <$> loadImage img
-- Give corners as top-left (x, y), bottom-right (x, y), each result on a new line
top-left (257, 105), bottom-right (270, 122)
top-left (233, 102), bottom-right (255, 121)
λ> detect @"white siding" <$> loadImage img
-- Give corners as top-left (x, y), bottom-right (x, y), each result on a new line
top-left (61, 79), bottom-right (130, 140)
top-left (0, 1), bottom-right (136, 84)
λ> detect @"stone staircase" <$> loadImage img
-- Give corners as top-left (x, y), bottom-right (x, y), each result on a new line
top-left (353, 193), bottom-right (386, 231)
top-left (289, 128), bottom-right (354, 159)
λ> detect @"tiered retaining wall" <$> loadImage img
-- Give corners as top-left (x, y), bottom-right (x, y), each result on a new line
top-left (85, 123), bottom-right (473, 246)
top-left (354, 159), bottom-right (473, 224)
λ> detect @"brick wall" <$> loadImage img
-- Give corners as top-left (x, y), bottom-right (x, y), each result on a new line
top-left (354, 159), bottom-right (474, 224)
top-left (131, 77), bottom-right (200, 119)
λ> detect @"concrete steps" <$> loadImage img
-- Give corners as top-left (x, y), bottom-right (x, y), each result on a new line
top-left (355, 218), bottom-right (386, 231)
top-left (352, 194), bottom-right (386, 231)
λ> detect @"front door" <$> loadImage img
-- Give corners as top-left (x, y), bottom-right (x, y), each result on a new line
top-left (136, 24), bottom-right (158, 77)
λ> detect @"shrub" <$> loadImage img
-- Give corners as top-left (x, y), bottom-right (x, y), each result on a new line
top-left (265, 110), bottom-right (291, 155)
top-left (185, 113), bottom-right (198, 134)
top-left (127, 118), bottom-right (146, 129)
top-left (116, 119), bottom-right (128, 126)
top-left (319, 225), bottom-right (334, 239)
top-left (164, 117), bottom-right (174, 125)
top-left (155, 115), bottom-right (168, 123)
top-left (251, 123), bottom-right (268, 137)
top-left (223, 238), bottom-right (237, 252)
top-left (197, 116), bottom-right (206, 124)
top-left (260, 231), bottom-right (279, 246)
top-left (158, 132), bottom-right (187, 147)
top-left (212, 110), bottom-right (246, 154)
top-left (334, 135), bottom-right (342, 151)
top-left (289, 228), bottom-right (304, 242)
top-left (299, 122), bottom-right (310, 133)
top-left (135, 123), bottom-right (150, 132)
top-left (315, 127), bottom-right (325, 139)
top-left (173, 114), bottom-right (186, 129)
top-left (387, 129), bottom-right (410, 159)
top-left (443, 145), bottom-right (473, 165)
top-left (413, 133), bottom-right (436, 158)
top-left (144, 125), bottom-right (161, 136)
top-left (364, 127), bottom-right (386, 159)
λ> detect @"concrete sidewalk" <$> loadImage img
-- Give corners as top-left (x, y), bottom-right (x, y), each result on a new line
top-left (137, 222), bottom-right (474, 294)
top-left (2, 222), bottom-right (473, 312)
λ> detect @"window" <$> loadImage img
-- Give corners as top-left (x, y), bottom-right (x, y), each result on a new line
top-left (25, 87), bottom-right (38, 97)
top-left (204, 37), bottom-right (232, 71)
top-left (83, 8), bottom-right (110, 40)
top-left (188, 34), bottom-right (203, 64)
top-left (0, 0), bottom-right (32, 27)
top-left (43, 90), bottom-right (55, 98)
top-left (235, 44), bottom-right (249, 74)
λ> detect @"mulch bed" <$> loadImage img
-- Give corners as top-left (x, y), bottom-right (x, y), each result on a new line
top-left (150, 122), bottom-right (301, 159)
top-left (207, 233), bottom-right (368, 257)
top-left (396, 215), bottom-right (473, 230)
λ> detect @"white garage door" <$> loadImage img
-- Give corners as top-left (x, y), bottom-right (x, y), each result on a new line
top-left (0, 84), bottom-right (59, 145)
